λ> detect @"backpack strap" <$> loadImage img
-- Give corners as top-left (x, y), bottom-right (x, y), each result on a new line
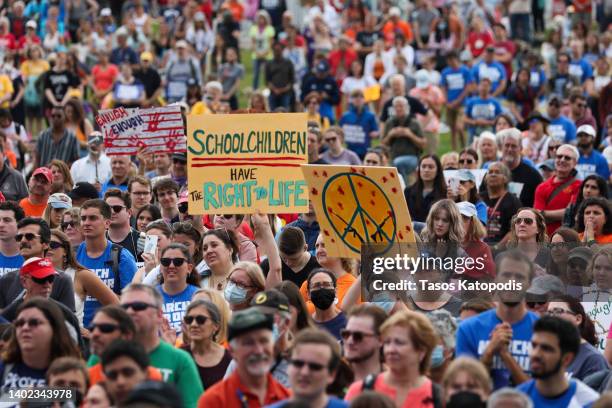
top-left (545, 177), bottom-right (576, 205)
top-left (110, 244), bottom-right (121, 294)
top-left (361, 373), bottom-right (377, 390)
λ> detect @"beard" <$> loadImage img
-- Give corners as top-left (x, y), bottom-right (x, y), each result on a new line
top-left (346, 347), bottom-right (377, 364)
top-left (578, 142), bottom-right (591, 149)
top-left (531, 358), bottom-right (563, 379)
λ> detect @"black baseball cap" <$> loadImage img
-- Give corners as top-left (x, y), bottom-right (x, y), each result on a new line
top-left (227, 308), bottom-right (273, 341)
top-left (172, 152), bottom-right (187, 163)
top-left (68, 182), bottom-right (99, 200)
top-left (122, 381), bottom-right (183, 408)
top-left (250, 289), bottom-right (290, 313)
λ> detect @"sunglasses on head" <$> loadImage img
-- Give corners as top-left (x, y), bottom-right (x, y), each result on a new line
top-left (104, 367), bottom-right (137, 381)
top-left (89, 323), bottom-right (120, 333)
top-left (340, 329), bottom-right (376, 343)
top-left (121, 301), bottom-right (157, 312)
top-left (14, 317), bottom-right (44, 329)
top-left (61, 221), bottom-right (76, 230)
top-left (110, 205), bottom-right (125, 213)
top-left (31, 275), bottom-right (55, 285)
top-left (184, 315), bottom-right (208, 325)
top-left (49, 241), bottom-right (63, 250)
top-left (289, 359), bottom-right (326, 371)
top-left (15, 233), bottom-right (40, 242)
top-left (161, 257), bottom-right (187, 267)
top-left (172, 222), bottom-right (195, 232)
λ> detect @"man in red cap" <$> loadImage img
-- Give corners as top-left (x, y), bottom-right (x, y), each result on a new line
top-left (19, 167), bottom-right (53, 217)
top-left (0, 256), bottom-right (83, 350)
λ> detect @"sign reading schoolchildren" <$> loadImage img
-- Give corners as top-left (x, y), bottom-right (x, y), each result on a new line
top-left (187, 113), bottom-right (309, 214)
top-left (96, 105), bottom-right (186, 156)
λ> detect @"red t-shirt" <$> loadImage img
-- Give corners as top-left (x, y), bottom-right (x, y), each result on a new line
top-left (534, 175), bottom-right (581, 236)
top-left (92, 64), bottom-right (120, 93)
top-left (494, 39), bottom-right (516, 78)
top-left (197, 372), bottom-right (290, 408)
top-left (467, 30), bottom-right (494, 58)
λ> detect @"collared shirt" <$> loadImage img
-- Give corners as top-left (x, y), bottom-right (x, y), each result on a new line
top-left (197, 371), bottom-right (290, 408)
top-left (70, 154), bottom-right (112, 185)
top-left (36, 128), bottom-right (80, 167)
top-left (534, 173), bottom-right (582, 235)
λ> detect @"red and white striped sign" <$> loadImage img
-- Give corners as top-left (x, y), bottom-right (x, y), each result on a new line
top-left (95, 106), bottom-right (186, 156)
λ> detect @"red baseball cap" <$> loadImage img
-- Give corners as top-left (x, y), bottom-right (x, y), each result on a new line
top-left (20, 257), bottom-right (58, 279)
top-left (32, 167), bottom-right (53, 184)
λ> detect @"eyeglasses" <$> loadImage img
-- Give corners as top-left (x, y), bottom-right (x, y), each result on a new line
top-left (61, 221), bottom-right (77, 230)
top-left (160, 257), bottom-right (187, 267)
top-left (15, 233), bottom-right (40, 242)
top-left (556, 154), bottom-right (574, 161)
top-left (515, 217), bottom-right (535, 225)
top-left (526, 301), bottom-right (547, 308)
top-left (49, 241), bottom-right (63, 250)
top-left (89, 323), bottom-right (120, 333)
top-left (14, 318), bottom-right (44, 329)
top-left (310, 281), bottom-right (334, 290)
top-left (31, 275), bottom-right (55, 285)
top-left (121, 301), bottom-right (157, 312)
top-left (229, 279), bottom-right (253, 291)
top-left (289, 359), bottom-right (326, 371)
top-left (340, 329), bottom-right (376, 343)
top-left (110, 205), bottom-right (126, 213)
top-left (184, 315), bottom-right (208, 325)
top-left (546, 308), bottom-right (576, 316)
top-left (105, 367), bottom-right (137, 381)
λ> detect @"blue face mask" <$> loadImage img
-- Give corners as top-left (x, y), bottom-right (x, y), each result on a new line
top-left (372, 293), bottom-right (395, 313)
top-left (430, 345), bottom-right (445, 368)
top-left (224, 282), bottom-right (248, 305)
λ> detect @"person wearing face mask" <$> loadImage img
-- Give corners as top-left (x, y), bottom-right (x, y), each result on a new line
top-left (442, 357), bottom-right (491, 408)
top-left (427, 310), bottom-right (458, 384)
top-left (307, 269), bottom-right (347, 341)
top-left (223, 262), bottom-right (265, 312)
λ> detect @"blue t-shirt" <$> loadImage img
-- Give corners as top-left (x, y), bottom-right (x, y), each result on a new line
top-left (472, 61), bottom-right (507, 94)
top-left (549, 115), bottom-right (577, 143)
top-left (0, 253), bottom-right (24, 277)
top-left (517, 379), bottom-right (599, 408)
top-left (529, 67), bottom-right (547, 94)
top-left (577, 150), bottom-right (610, 180)
top-left (455, 308), bottom-right (539, 390)
top-left (441, 66), bottom-right (473, 104)
top-left (267, 397), bottom-right (348, 408)
top-left (464, 97), bottom-right (502, 137)
top-left (100, 180), bottom-right (129, 197)
top-left (157, 284), bottom-right (199, 333)
top-left (316, 312), bottom-right (347, 342)
top-left (0, 361), bottom-right (46, 404)
top-left (77, 241), bottom-right (137, 327)
top-left (339, 106), bottom-right (379, 158)
top-left (569, 58), bottom-right (594, 84)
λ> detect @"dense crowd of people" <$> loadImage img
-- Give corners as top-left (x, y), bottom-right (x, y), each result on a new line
top-left (0, 0), bottom-right (610, 407)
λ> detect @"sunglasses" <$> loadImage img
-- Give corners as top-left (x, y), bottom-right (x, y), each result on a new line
top-left (31, 275), bottom-right (55, 285)
top-left (14, 318), bottom-right (45, 329)
top-left (121, 301), bottom-right (157, 312)
top-left (527, 301), bottom-right (547, 308)
top-left (515, 217), bottom-right (535, 225)
top-left (340, 329), bottom-right (376, 343)
top-left (49, 241), bottom-right (63, 250)
top-left (15, 233), bottom-right (40, 242)
top-left (105, 367), bottom-right (137, 381)
top-left (184, 315), bottom-right (208, 325)
top-left (459, 159), bottom-right (474, 164)
top-left (161, 257), bottom-right (187, 267)
top-left (216, 214), bottom-right (233, 219)
top-left (556, 154), bottom-right (574, 161)
top-left (89, 323), bottom-right (120, 333)
top-left (61, 221), bottom-right (77, 230)
top-left (548, 145), bottom-right (560, 151)
top-left (110, 205), bottom-right (125, 213)
top-left (289, 359), bottom-right (326, 371)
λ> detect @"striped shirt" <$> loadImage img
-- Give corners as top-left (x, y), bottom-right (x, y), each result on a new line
top-left (36, 128), bottom-right (80, 167)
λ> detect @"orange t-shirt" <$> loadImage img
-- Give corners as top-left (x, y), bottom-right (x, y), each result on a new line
top-left (5, 150), bottom-right (16, 169)
top-left (19, 198), bottom-right (47, 218)
top-left (88, 363), bottom-right (163, 386)
top-left (382, 21), bottom-right (414, 44)
top-left (300, 273), bottom-right (357, 314)
top-left (579, 232), bottom-right (612, 244)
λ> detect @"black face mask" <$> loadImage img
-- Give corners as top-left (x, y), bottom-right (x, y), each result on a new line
top-left (310, 288), bottom-right (335, 310)
top-left (446, 391), bottom-right (485, 408)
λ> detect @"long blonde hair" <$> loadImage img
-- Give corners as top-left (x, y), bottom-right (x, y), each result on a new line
top-left (190, 288), bottom-right (231, 344)
top-left (421, 199), bottom-right (464, 243)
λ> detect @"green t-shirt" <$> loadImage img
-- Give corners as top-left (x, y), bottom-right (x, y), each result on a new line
top-left (87, 341), bottom-right (204, 408)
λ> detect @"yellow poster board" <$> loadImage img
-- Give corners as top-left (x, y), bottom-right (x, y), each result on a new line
top-left (187, 113), bottom-right (309, 214)
top-left (301, 165), bottom-right (416, 259)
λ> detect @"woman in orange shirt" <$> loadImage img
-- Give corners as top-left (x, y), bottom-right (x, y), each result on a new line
top-left (577, 197), bottom-right (612, 244)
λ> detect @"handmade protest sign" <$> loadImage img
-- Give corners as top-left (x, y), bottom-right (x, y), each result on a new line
top-left (187, 113), bottom-right (309, 214)
top-left (301, 165), bottom-right (416, 259)
top-left (96, 105), bottom-right (186, 156)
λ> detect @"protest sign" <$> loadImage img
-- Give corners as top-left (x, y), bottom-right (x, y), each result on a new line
top-left (301, 165), bottom-right (416, 259)
top-left (187, 113), bottom-right (309, 215)
top-left (96, 105), bottom-right (186, 156)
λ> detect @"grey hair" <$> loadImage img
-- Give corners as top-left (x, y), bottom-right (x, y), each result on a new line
top-left (205, 81), bottom-right (223, 92)
top-left (497, 128), bottom-right (522, 145)
top-left (488, 161), bottom-right (511, 187)
top-left (425, 309), bottom-right (457, 349)
top-left (390, 74), bottom-right (405, 85)
top-left (557, 144), bottom-right (579, 161)
top-left (392, 96), bottom-right (409, 107)
top-left (487, 387), bottom-right (533, 408)
top-left (122, 283), bottom-right (164, 309)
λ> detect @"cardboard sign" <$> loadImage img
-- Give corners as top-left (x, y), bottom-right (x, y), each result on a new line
top-left (302, 165), bottom-right (416, 259)
top-left (96, 106), bottom-right (186, 156)
top-left (187, 113), bottom-right (309, 214)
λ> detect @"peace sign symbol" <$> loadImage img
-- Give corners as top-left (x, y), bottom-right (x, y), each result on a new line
top-left (321, 172), bottom-right (397, 256)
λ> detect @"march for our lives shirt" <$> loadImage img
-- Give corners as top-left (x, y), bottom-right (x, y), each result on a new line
top-left (517, 379), bottom-right (599, 408)
top-left (77, 241), bottom-right (137, 327)
top-left (472, 61), bottom-right (506, 94)
top-left (156, 284), bottom-right (199, 333)
top-left (0, 253), bottom-right (24, 277)
top-left (441, 65), bottom-right (473, 105)
top-left (0, 361), bottom-right (46, 406)
top-left (455, 308), bottom-right (539, 390)
top-left (549, 115), bottom-right (577, 143)
top-left (465, 97), bottom-right (502, 138)
top-left (569, 58), bottom-right (594, 84)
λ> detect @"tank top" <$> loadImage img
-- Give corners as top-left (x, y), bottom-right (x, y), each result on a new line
top-left (63, 267), bottom-right (85, 327)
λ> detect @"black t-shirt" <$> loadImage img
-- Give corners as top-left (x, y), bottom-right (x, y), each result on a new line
top-left (260, 255), bottom-right (321, 288)
top-left (109, 229), bottom-right (143, 263)
top-left (44, 70), bottom-right (79, 104)
top-left (135, 67), bottom-right (162, 98)
top-left (380, 95), bottom-right (428, 123)
top-left (356, 30), bottom-right (383, 49)
top-left (482, 190), bottom-right (522, 244)
top-left (511, 161), bottom-right (543, 208)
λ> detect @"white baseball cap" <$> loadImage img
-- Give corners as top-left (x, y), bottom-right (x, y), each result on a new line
top-left (576, 124), bottom-right (596, 138)
top-left (415, 69), bottom-right (430, 89)
top-left (456, 201), bottom-right (477, 218)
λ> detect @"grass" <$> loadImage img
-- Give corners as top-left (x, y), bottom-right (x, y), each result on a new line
top-left (236, 49), bottom-right (452, 156)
